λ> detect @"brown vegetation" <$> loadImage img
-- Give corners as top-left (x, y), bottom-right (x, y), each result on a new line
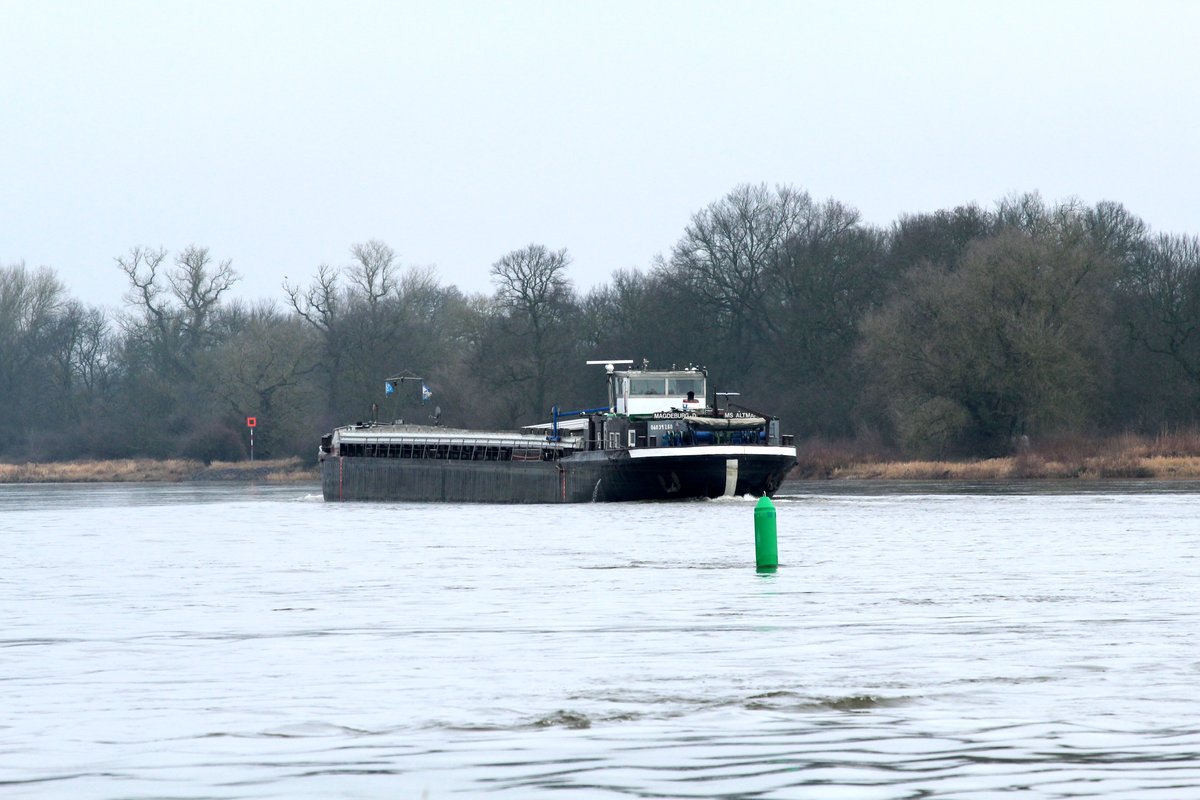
top-left (0, 457), bottom-right (317, 484)
top-left (792, 429), bottom-right (1200, 481)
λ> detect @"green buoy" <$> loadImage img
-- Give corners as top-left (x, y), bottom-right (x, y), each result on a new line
top-left (754, 495), bottom-right (778, 573)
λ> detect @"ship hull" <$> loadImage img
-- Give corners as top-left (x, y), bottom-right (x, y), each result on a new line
top-left (320, 445), bottom-right (795, 503)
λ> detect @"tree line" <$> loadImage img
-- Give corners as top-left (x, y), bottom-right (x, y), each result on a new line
top-left (3, 184), bottom-right (1199, 463)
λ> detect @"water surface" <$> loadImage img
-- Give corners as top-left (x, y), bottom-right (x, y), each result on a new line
top-left (3, 480), bottom-right (1199, 798)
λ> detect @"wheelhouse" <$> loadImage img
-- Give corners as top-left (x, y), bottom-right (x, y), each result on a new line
top-left (610, 366), bottom-right (708, 415)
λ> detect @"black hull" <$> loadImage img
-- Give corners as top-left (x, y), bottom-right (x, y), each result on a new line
top-left (320, 446), bottom-right (795, 504)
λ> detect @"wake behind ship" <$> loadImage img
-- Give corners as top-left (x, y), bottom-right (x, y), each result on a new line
top-left (319, 361), bottom-right (797, 503)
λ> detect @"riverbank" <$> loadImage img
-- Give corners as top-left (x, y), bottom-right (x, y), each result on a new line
top-left (811, 454), bottom-right (1200, 480)
top-left (5, 450), bottom-right (1200, 485)
top-left (794, 430), bottom-right (1200, 480)
top-left (0, 458), bottom-right (317, 484)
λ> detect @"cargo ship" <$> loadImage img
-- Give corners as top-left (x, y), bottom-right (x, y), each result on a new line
top-left (319, 361), bottom-right (796, 503)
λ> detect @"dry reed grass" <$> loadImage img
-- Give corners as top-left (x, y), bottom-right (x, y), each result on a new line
top-left (793, 435), bottom-right (898, 479)
top-left (794, 428), bottom-right (1200, 481)
top-left (263, 467), bottom-right (321, 482)
top-left (830, 459), bottom-right (1015, 480)
top-left (1138, 456), bottom-right (1200, 477)
top-left (0, 457), bottom-right (317, 484)
top-left (825, 456), bottom-right (1187, 481)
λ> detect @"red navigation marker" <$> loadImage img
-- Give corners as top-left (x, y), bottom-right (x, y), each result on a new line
top-left (246, 417), bottom-right (257, 428)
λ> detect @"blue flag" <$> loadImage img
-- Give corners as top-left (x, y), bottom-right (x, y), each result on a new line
top-left (421, 382), bottom-right (432, 402)
top-left (385, 381), bottom-right (394, 396)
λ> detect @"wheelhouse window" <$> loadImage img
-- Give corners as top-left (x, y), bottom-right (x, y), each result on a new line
top-left (629, 378), bottom-right (666, 396)
top-left (667, 377), bottom-right (704, 397)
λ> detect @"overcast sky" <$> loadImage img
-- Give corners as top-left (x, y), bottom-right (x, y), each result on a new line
top-left (3, 0), bottom-right (1198, 309)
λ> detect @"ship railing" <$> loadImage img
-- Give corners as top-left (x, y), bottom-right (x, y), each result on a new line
top-left (338, 436), bottom-right (582, 463)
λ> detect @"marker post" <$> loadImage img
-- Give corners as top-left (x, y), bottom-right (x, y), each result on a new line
top-left (754, 496), bottom-right (778, 573)
top-left (246, 416), bottom-right (257, 461)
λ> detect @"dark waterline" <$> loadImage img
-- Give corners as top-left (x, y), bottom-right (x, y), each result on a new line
top-left (783, 477), bottom-right (1200, 496)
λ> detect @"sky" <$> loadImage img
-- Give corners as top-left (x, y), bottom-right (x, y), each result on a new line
top-left (3, 0), bottom-right (1198, 310)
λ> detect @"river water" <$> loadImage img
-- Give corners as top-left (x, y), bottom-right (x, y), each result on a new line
top-left (3, 480), bottom-right (1200, 798)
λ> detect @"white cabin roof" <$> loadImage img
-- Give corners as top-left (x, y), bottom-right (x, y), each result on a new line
top-left (334, 424), bottom-right (581, 449)
top-left (521, 418), bottom-right (589, 434)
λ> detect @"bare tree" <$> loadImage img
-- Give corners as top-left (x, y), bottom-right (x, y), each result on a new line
top-left (0, 263), bottom-right (67, 443)
top-left (1086, 200), bottom-right (1148, 272)
top-left (668, 184), bottom-right (811, 377)
top-left (861, 226), bottom-right (1115, 455)
top-left (768, 199), bottom-right (889, 434)
top-left (117, 245), bottom-right (239, 377)
top-left (887, 203), bottom-right (995, 274)
top-left (284, 242), bottom-right (447, 421)
top-left (44, 300), bottom-right (113, 420)
top-left (172, 245), bottom-right (238, 354)
top-left (347, 239), bottom-right (397, 306)
top-left (284, 263), bottom-right (340, 334)
top-left (489, 244), bottom-right (575, 420)
top-left (0, 262), bottom-right (64, 372)
top-left (118, 246), bottom-right (171, 334)
top-left (1124, 233), bottom-right (1200, 385)
top-left (208, 304), bottom-right (322, 457)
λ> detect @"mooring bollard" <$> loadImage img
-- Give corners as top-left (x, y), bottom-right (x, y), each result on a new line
top-left (754, 495), bottom-right (778, 573)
